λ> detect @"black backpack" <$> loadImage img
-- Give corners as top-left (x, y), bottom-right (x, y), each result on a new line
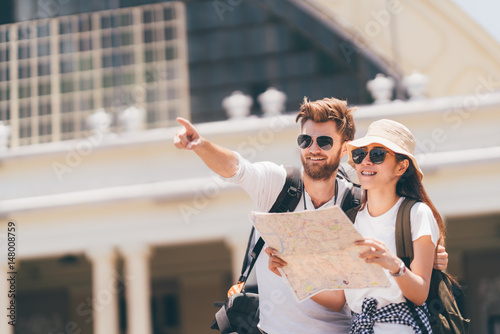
top-left (211, 165), bottom-right (362, 334)
top-left (346, 198), bottom-right (470, 334)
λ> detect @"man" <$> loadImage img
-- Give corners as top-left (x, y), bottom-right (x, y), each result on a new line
top-left (174, 97), bottom-right (448, 334)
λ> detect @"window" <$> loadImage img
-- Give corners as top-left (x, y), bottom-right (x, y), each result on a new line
top-left (19, 124), bottom-right (31, 138)
top-left (38, 62), bottom-right (50, 76)
top-left (102, 73), bottom-right (113, 88)
top-left (164, 27), bottom-right (176, 41)
top-left (18, 64), bottom-right (31, 79)
top-left (143, 10), bottom-right (155, 24)
top-left (78, 96), bottom-right (93, 111)
top-left (165, 46), bottom-right (177, 60)
top-left (79, 57), bottom-right (93, 71)
top-left (102, 54), bottom-right (112, 68)
top-left (144, 49), bottom-right (155, 63)
top-left (120, 31), bottom-right (133, 46)
top-left (78, 16), bottom-right (92, 32)
top-left (121, 52), bottom-right (134, 66)
top-left (61, 118), bottom-right (74, 133)
top-left (164, 7), bottom-right (176, 21)
top-left (0, 102), bottom-right (10, 120)
top-left (0, 29), bottom-right (9, 43)
top-left (60, 40), bottom-right (75, 54)
top-left (19, 102), bottom-right (31, 118)
top-left (120, 13), bottom-right (133, 26)
top-left (60, 59), bottom-right (74, 74)
top-left (0, 47), bottom-right (9, 62)
top-left (60, 77), bottom-right (74, 93)
top-left (101, 15), bottom-right (112, 29)
top-left (0, 86), bottom-right (9, 101)
top-left (79, 76), bottom-right (93, 91)
top-left (37, 23), bottom-right (50, 38)
top-left (38, 80), bottom-right (51, 96)
top-left (121, 71), bottom-right (135, 86)
top-left (39, 100), bottom-right (51, 116)
top-left (61, 97), bottom-right (74, 113)
top-left (39, 121), bottom-right (52, 136)
top-left (18, 83), bottom-right (31, 99)
top-left (37, 41), bottom-right (50, 57)
top-left (18, 25), bottom-right (34, 40)
top-left (18, 44), bottom-right (30, 59)
top-left (101, 33), bottom-right (112, 49)
top-left (79, 37), bottom-right (92, 52)
top-left (59, 20), bottom-right (74, 35)
top-left (144, 29), bottom-right (155, 44)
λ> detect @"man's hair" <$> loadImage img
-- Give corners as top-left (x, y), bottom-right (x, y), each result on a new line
top-left (295, 97), bottom-right (356, 141)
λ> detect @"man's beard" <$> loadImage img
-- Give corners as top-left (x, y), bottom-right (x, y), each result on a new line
top-left (301, 153), bottom-right (340, 181)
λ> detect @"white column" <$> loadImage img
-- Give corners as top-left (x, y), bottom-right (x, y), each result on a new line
top-left (0, 255), bottom-right (14, 334)
top-left (85, 246), bottom-right (119, 334)
top-left (119, 244), bottom-right (152, 334)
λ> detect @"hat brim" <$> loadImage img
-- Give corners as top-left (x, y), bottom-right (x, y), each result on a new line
top-left (347, 136), bottom-right (423, 180)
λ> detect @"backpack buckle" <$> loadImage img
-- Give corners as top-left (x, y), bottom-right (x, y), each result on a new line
top-left (287, 186), bottom-right (298, 197)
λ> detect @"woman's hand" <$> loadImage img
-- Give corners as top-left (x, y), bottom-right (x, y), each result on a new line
top-left (357, 237), bottom-right (435, 306)
top-left (264, 247), bottom-right (286, 277)
top-left (355, 238), bottom-right (402, 275)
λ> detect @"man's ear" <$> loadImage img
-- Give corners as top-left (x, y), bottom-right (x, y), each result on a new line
top-left (339, 141), bottom-right (349, 158)
top-left (396, 159), bottom-right (410, 177)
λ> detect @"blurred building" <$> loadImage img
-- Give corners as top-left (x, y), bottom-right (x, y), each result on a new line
top-left (0, 1), bottom-right (499, 334)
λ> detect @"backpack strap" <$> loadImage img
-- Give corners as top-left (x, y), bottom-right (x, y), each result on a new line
top-left (239, 166), bottom-right (302, 291)
top-left (340, 181), bottom-right (362, 213)
top-left (395, 198), bottom-right (419, 266)
top-left (337, 165), bottom-right (363, 213)
top-left (394, 198), bottom-right (430, 334)
top-left (269, 166), bottom-right (302, 213)
top-left (345, 207), bottom-right (359, 224)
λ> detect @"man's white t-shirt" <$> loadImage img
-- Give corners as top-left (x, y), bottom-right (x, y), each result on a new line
top-left (223, 153), bottom-right (351, 334)
top-left (344, 197), bottom-right (440, 334)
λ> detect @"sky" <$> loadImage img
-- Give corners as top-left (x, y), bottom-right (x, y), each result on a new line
top-left (451, 0), bottom-right (500, 44)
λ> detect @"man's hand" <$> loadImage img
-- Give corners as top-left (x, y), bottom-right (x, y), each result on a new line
top-left (173, 117), bottom-right (239, 177)
top-left (434, 245), bottom-right (448, 270)
top-left (265, 247), bottom-right (286, 277)
top-left (174, 117), bottom-right (202, 150)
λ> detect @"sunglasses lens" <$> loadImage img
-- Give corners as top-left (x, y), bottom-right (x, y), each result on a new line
top-left (369, 148), bottom-right (388, 164)
top-left (352, 148), bottom-right (367, 164)
top-left (316, 136), bottom-right (333, 151)
top-left (297, 134), bottom-right (312, 149)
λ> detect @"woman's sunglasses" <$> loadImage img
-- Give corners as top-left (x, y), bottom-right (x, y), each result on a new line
top-left (297, 134), bottom-right (337, 151)
top-left (351, 147), bottom-right (395, 164)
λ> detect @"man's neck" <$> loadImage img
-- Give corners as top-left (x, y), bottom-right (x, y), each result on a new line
top-left (303, 172), bottom-right (338, 209)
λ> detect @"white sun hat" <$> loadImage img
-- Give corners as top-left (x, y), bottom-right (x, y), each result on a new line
top-left (347, 119), bottom-right (423, 180)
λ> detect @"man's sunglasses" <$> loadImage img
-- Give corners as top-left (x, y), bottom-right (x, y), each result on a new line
top-left (297, 134), bottom-right (340, 151)
top-left (351, 147), bottom-right (395, 165)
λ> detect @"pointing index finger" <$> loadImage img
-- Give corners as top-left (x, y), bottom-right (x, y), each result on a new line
top-left (176, 117), bottom-right (195, 132)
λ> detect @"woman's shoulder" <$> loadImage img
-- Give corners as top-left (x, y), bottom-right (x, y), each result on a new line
top-left (407, 199), bottom-right (440, 244)
top-left (408, 200), bottom-right (433, 215)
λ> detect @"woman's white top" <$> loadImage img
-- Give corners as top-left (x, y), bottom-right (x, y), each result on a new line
top-left (344, 196), bottom-right (440, 334)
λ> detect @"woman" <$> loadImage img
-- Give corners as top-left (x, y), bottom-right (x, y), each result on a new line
top-left (267, 119), bottom-right (444, 333)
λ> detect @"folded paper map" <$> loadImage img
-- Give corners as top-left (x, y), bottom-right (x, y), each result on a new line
top-left (251, 206), bottom-right (391, 302)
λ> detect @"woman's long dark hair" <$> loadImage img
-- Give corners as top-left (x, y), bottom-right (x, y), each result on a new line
top-left (395, 155), bottom-right (460, 287)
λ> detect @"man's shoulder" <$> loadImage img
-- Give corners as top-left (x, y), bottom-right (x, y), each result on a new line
top-left (228, 152), bottom-right (286, 182)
